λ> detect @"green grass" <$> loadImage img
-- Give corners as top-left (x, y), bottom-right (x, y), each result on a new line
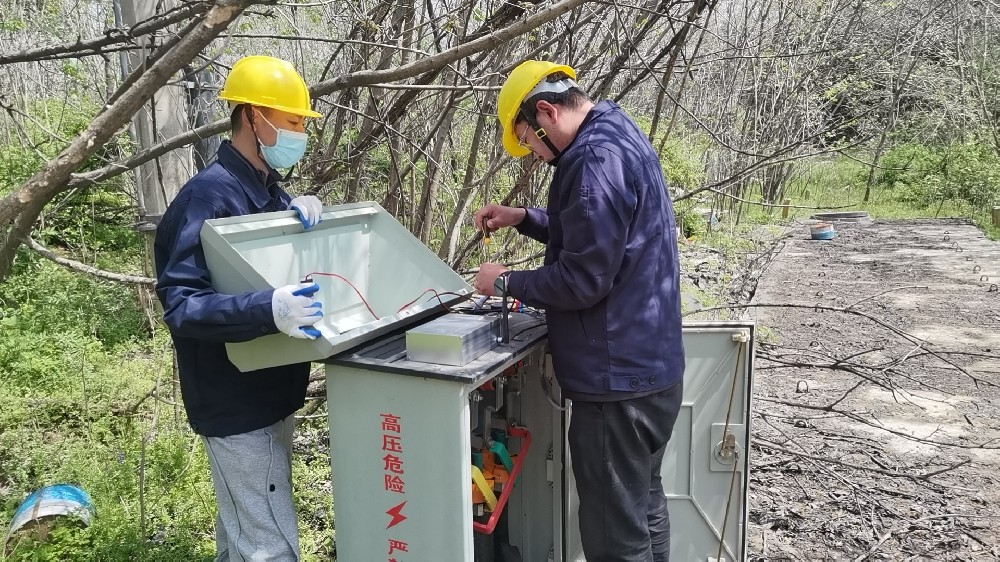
top-left (0, 249), bottom-right (335, 560)
top-left (777, 152), bottom-right (999, 239)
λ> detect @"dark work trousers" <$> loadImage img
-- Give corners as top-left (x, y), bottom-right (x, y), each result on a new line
top-left (568, 381), bottom-right (683, 562)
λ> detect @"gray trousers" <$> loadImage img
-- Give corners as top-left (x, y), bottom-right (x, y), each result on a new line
top-left (202, 415), bottom-right (300, 561)
top-left (568, 382), bottom-right (683, 562)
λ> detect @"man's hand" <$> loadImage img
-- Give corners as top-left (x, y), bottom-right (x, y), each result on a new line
top-left (474, 263), bottom-right (510, 297)
top-left (289, 196), bottom-right (324, 229)
top-left (473, 205), bottom-right (526, 237)
top-left (272, 283), bottom-right (323, 339)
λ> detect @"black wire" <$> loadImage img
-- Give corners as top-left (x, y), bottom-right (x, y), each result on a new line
top-left (509, 321), bottom-right (546, 341)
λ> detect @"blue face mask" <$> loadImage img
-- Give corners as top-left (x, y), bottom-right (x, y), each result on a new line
top-left (256, 113), bottom-right (308, 169)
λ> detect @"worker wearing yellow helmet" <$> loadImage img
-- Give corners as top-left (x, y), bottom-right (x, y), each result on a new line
top-left (474, 61), bottom-right (685, 561)
top-left (495, 59), bottom-right (578, 161)
top-left (154, 55), bottom-right (325, 561)
top-left (220, 55), bottom-right (322, 179)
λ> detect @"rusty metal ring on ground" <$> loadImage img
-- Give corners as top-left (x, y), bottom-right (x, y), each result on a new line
top-left (796, 380), bottom-right (810, 393)
top-left (990, 284), bottom-right (999, 293)
top-left (983, 275), bottom-right (991, 282)
top-left (974, 265), bottom-right (982, 273)
top-left (943, 235), bottom-right (950, 242)
top-left (967, 256), bottom-right (974, 261)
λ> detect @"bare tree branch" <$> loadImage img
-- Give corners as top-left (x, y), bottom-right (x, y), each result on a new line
top-left (755, 438), bottom-right (974, 479)
top-left (0, 0), bottom-right (257, 281)
top-left (0, 1), bottom-right (211, 65)
top-left (26, 238), bottom-right (155, 286)
top-left (309, 0), bottom-right (594, 96)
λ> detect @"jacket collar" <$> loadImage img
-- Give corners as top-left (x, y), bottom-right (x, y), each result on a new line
top-left (555, 100), bottom-right (618, 166)
top-left (216, 141), bottom-right (283, 211)
top-left (577, 100), bottom-right (616, 135)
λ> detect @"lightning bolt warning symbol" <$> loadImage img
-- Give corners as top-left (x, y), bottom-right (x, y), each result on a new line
top-left (386, 501), bottom-right (407, 529)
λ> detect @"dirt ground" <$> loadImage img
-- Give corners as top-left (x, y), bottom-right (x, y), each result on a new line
top-left (715, 218), bottom-right (1000, 561)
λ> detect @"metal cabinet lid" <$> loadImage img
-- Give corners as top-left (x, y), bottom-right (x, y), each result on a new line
top-left (563, 322), bottom-right (754, 561)
top-left (665, 323), bottom-right (754, 562)
top-left (200, 201), bottom-right (473, 372)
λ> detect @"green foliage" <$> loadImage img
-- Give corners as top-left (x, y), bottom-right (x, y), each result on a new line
top-left (0, 89), bottom-right (280, 559)
top-left (1, 18), bottom-right (25, 32)
top-left (785, 157), bottom-right (868, 206)
top-left (1, 97), bottom-right (117, 200)
top-left (755, 325), bottom-right (777, 345)
top-left (5, 522), bottom-right (94, 561)
top-left (631, 115), bottom-right (708, 191)
top-left (675, 204), bottom-right (708, 239)
top-left (658, 138), bottom-right (706, 189)
top-left (0, 145), bottom-right (46, 196)
top-left (879, 140), bottom-right (1000, 210)
top-left (37, 186), bottom-right (143, 259)
top-left (769, 150), bottom-right (998, 240)
top-left (877, 142), bottom-right (937, 190)
top-left (1, 409), bottom-right (219, 561)
top-left (0, 259), bottom-right (145, 349)
top-left (292, 421), bottom-right (336, 558)
top-left (0, 252), bottom-right (335, 560)
top-left (59, 60), bottom-right (84, 81)
top-left (0, 270), bottom-right (220, 561)
top-left (19, 100), bottom-right (143, 266)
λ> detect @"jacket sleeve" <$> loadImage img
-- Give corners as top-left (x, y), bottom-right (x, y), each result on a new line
top-left (155, 196), bottom-right (279, 342)
top-left (514, 207), bottom-right (549, 243)
top-left (507, 146), bottom-right (635, 311)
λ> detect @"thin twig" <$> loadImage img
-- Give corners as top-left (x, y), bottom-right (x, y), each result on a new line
top-left (851, 513), bottom-right (1000, 562)
top-left (846, 286), bottom-right (928, 310)
top-left (755, 438), bottom-right (971, 480)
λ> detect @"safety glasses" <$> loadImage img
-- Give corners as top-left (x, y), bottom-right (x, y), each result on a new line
top-left (516, 124), bottom-right (533, 152)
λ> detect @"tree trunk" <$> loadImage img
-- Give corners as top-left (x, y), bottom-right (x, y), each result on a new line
top-left (439, 110), bottom-right (488, 263)
top-left (414, 100), bottom-right (457, 244)
top-left (120, 0), bottom-right (195, 315)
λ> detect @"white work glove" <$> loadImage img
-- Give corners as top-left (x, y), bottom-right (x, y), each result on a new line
top-left (289, 195), bottom-right (323, 229)
top-left (271, 283), bottom-right (323, 339)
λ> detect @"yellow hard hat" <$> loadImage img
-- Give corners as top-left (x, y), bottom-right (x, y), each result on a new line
top-left (219, 56), bottom-right (322, 118)
top-left (497, 60), bottom-right (576, 157)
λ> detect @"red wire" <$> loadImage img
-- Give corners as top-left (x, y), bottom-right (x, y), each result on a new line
top-left (304, 272), bottom-right (460, 319)
top-left (396, 289), bottom-right (458, 313)
top-left (304, 272), bottom-right (380, 320)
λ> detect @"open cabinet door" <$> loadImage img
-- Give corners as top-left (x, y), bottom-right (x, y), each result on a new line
top-left (565, 322), bottom-right (754, 561)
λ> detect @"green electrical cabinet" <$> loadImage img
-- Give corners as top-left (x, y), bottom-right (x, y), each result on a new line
top-left (201, 203), bottom-right (754, 561)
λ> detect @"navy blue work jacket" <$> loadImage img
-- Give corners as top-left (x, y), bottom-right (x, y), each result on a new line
top-left (507, 101), bottom-right (685, 399)
top-left (154, 141), bottom-right (309, 437)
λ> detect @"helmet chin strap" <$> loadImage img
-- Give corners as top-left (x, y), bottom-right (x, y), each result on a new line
top-left (519, 107), bottom-right (562, 164)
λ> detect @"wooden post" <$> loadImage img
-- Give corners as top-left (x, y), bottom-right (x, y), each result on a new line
top-left (119, 0), bottom-right (192, 228)
top-left (992, 206), bottom-right (1000, 228)
top-left (119, 0), bottom-right (192, 436)
top-left (781, 199), bottom-right (791, 219)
